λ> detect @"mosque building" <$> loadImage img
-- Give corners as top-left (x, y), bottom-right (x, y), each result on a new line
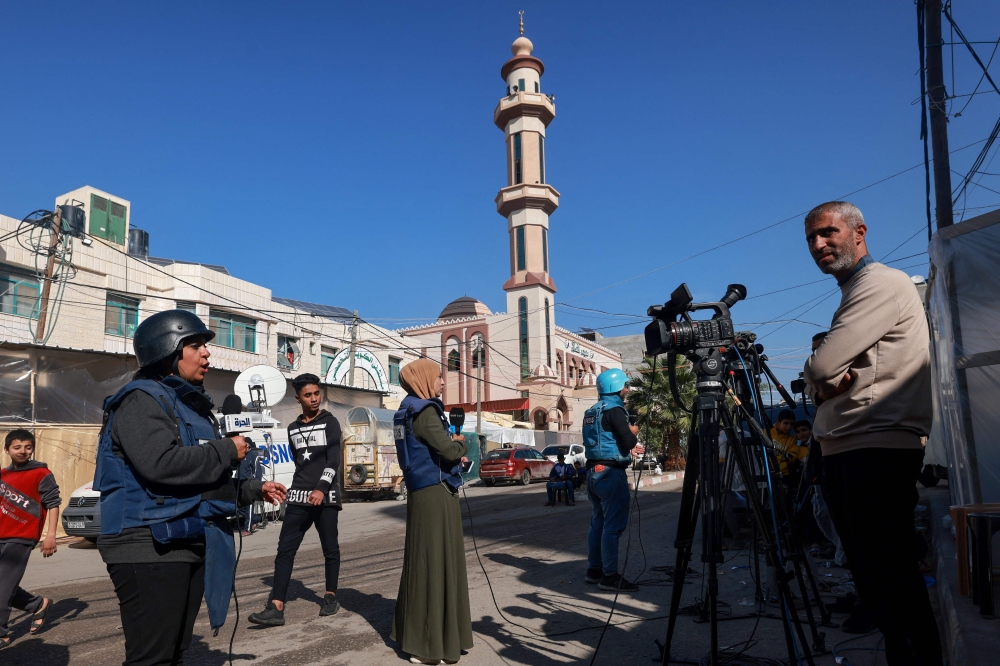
top-left (398, 20), bottom-right (623, 432)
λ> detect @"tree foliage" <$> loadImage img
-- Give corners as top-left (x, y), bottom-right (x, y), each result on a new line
top-left (625, 355), bottom-right (697, 470)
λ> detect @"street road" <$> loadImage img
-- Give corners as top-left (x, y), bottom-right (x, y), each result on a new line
top-left (7, 478), bottom-right (883, 665)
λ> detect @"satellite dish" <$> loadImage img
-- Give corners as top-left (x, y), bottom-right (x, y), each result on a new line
top-left (234, 364), bottom-right (287, 410)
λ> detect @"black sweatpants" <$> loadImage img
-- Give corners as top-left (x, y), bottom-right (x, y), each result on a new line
top-left (107, 561), bottom-right (204, 666)
top-left (272, 504), bottom-right (340, 603)
top-left (821, 447), bottom-right (942, 666)
top-left (0, 541), bottom-right (45, 637)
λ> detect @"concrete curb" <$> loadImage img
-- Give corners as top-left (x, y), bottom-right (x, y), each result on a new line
top-left (629, 470), bottom-right (685, 490)
top-left (926, 486), bottom-right (1000, 666)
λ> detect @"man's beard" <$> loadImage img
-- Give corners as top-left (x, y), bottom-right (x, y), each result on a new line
top-left (813, 246), bottom-right (857, 275)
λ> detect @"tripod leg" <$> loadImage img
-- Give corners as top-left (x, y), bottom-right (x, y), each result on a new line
top-left (661, 429), bottom-right (701, 666)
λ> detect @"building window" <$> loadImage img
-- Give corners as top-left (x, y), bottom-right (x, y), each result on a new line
top-left (538, 134), bottom-right (545, 184)
top-left (209, 309), bottom-right (256, 352)
top-left (471, 337), bottom-right (485, 369)
top-left (277, 335), bottom-right (300, 370)
top-left (542, 228), bottom-right (548, 273)
top-left (516, 226), bottom-right (526, 271)
top-left (0, 270), bottom-right (39, 319)
top-left (176, 301), bottom-right (196, 313)
top-left (105, 295), bottom-right (139, 338)
top-left (518, 78), bottom-right (525, 94)
top-left (518, 297), bottom-right (529, 379)
top-left (534, 81), bottom-right (539, 93)
top-left (89, 194), bottom-right (127, 244)
top-left (321, 346), bottom-right (338, 378)
top-left (447, 349), bottom-right (461, 372)
top-left (389, 356), bottom-right (402, 385)
top-left (545, 299), bottom-right (552, 368)
top-left (513, 133), bottom-right (522, 184)
top-left (506, 85), bottom-right (511, 95)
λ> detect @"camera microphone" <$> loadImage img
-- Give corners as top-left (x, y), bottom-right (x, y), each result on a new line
top-left (449, 407), bottom-right (466, 436)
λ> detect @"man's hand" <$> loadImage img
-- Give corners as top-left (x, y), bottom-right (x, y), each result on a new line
top-left (261, 482), bottom-right (287, 505)
top-left (41, 535), bottom-right (57, 557)
top-left (818, 369), bottom-right (857, 401)
top-left (231, 435), bottom-right (249, 461)
top-left (452, 434), bottom-right (465, 442)
top-left (307, 489), bottom-right (325, 506)
top-left (629, 425), bottom-right (639, 435)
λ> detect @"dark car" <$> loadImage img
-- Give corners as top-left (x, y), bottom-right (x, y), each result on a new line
top-left (479, 447), bottom-right (554, 486)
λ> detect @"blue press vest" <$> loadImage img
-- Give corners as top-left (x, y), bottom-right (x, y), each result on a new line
top-left (93, 376), bottom-right (238, 631)
top-left (582, 395), bottom-right (633, 467)
top-left (393, 396), bottom-right (464, 493)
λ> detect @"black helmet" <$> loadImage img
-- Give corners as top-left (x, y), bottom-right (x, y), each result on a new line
top-left (133, 310), bottom-right (215, 368)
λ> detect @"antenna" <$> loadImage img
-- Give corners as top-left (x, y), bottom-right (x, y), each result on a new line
top-left (235, 364), bottom-right (287, 412)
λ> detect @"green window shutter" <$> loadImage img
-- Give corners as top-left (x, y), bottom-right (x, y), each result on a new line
top-left (534, 81), bottom-right (539, 93)
top-left (108, 202), bottom-right (127, 244)
top-left (516, 226), bottom-right (526, 271)
top-left (542, 228), bottom-right (548, 272)
top-left (518, 78), bottom-right (525, 93)
top-left (518, 297), bottom-right (529, 379)
top-left (538, 135), bottom-right (545, 184)
top-left (90, 194), bottom-right (110, 239)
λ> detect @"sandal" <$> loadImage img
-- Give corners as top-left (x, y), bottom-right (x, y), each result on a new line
top-left (30, 598), bottom-right (51, 634)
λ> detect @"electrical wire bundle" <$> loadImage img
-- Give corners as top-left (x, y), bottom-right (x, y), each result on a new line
top-left (16, 210), bottom-right (76, 344)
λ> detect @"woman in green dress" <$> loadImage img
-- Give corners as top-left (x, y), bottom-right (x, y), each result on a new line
top-left (391, 359), bottom-right (474, 664)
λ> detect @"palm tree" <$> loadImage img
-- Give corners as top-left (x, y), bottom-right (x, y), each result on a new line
top-left (626, 355), bottom-right (696, 470)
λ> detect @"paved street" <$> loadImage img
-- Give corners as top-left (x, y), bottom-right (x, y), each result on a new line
top-left (6, 478), bottom-right (885, 665)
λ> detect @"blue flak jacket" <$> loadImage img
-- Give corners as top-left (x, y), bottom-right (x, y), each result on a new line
top-left (393, 395), bottom-right (464, 493)
top-left (94, 376), bottom-right (237, 631)
top-left (582, 394), bottom-right (633, 467)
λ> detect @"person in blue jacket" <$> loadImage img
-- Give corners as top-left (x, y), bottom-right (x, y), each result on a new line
top-left (94, 310), bottom-right (286, 665)
top-left (583, 368), bottom-right (640, 592)
top-left (391, 359), bottom-right (474, 664)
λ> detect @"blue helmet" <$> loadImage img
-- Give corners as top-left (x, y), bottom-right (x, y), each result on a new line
top-left (596, 368), bottom-right (628, 396)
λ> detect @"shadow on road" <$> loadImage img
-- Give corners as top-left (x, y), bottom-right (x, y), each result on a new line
top-left (0, 636), bottom-right (72, 665)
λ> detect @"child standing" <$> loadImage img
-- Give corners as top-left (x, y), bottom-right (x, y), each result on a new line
top-left (0, 429), bottom-right (60, 648)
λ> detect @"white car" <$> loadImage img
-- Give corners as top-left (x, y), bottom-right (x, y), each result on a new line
top-left (542, 444), bottom-right (586, 467)
top-left (62, 482), bottom-right (102, 541)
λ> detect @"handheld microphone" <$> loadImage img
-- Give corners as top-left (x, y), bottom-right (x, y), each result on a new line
top-left (220, 394), bottom-right (256, 449)
top-left (449, 407), bottom-right (466, 435)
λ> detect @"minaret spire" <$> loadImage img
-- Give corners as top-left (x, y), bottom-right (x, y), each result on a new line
top-left (519, 10), bottom-right (524, 36)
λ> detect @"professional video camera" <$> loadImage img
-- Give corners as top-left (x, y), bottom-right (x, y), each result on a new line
top-left (645, 282), bottom-right (827, 666)
top-left (644, 283), bottom-right (745, 356)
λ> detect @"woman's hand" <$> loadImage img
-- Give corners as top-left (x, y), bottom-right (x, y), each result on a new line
top-left (452, 434), bottom-right (465, 442)
top-left (307, 490), bottom-right (325, 506)
top-left (41, 535), bottom-right (57, 557)
top-left (261, 482), bottom-right (287, 505)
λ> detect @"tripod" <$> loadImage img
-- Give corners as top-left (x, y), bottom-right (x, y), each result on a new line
top-left (659, 347), bottom-right (825, 666)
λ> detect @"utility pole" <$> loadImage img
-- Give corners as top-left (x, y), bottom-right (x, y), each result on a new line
top-left (34, 208), bottom-right (62, 343)
top-left (926, 0), bottom-right (954, 228)
top-left (475, 338), bottom-right (483, 437)
top-left (347, 310), bottom-right (358, 387)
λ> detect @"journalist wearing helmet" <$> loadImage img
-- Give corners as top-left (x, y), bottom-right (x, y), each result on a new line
top-left (93, 310), bottom-right (286, 665)
top-left (583, 368), bottom-right (640, 592)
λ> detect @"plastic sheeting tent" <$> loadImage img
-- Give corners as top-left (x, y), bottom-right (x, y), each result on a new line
top-left (928, 208), bottom-right (1000, 505)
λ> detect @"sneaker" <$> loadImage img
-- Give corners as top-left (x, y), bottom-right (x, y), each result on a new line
top-left (585, 568), bottom-right (603, 584)
top-left (319, 593), bottom-right (340, 616)
top-left (248, 602), bottom-right (285, 627)
top-left (598, 574), bottom-right (639, 592)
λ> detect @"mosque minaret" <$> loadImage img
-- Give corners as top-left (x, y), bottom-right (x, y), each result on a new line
top-left (397, 17), bottom-right (622, 432)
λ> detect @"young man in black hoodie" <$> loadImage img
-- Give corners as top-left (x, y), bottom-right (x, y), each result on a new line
top-left (249, 374), bottom-right (343, 626)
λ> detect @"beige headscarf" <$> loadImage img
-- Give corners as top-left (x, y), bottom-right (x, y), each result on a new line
top-left (399, 358), bottom-right (442, 400)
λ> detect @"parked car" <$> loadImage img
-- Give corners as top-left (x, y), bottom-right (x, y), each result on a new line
top-left (62, 482), bottom-right (101, 542)
top-left (542, 444), bottom-right (586, 467)
top-left (479, 447), bottom-right (554, 486)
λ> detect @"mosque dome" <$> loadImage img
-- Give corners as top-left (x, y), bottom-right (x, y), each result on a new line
top-left (512, 36), bottom-right (534, 56)
top-left (438, 296), bottom-right (491, 321)
top-left (530, 364), bottom-right (558, 379)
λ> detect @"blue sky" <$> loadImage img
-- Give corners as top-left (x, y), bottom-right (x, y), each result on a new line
top-left (2, 1), bottom-right (1000, 386)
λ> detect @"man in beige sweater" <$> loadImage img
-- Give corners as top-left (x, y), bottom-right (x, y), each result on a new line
top-left (803, 201), bottom-right (941, 665)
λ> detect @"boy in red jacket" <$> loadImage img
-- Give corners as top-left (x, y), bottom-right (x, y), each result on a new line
top-left (0, 429), bottom-right (60, 648)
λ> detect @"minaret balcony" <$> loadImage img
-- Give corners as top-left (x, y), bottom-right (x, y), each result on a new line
top-left (494, 91), bottom-right (555, 130)
top-left (495, 183), bottom-right (560, 217)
